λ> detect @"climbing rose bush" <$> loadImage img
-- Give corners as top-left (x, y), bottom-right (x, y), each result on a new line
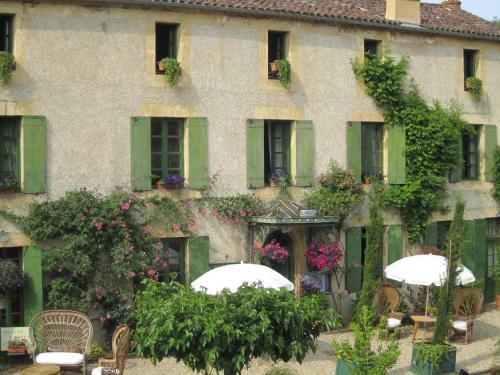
top-left (305, 241), bottom-right (343, 272)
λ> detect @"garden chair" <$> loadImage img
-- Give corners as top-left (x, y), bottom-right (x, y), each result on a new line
top-left (375, 284), bottom-right (404, 336)
top-left (29, 310), bottom-right (93, 374)
top-left (92, 324), bottom-right (130, 375)
top-left (451, 287), bottom-right (483, 344)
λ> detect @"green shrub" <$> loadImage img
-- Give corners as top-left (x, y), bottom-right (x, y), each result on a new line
top-left (274, 59), bottom-right (291, 89)
top-left (89, 343), bottom-right (105, 362)
top-left (304, 161), bottom-right (363, 222)
top-left (466, 76), bottom-right (483, 102)
top-left (161, 57), bottom-right (181, 86)
top-left (134, 280), bottom-right (341, 374)
top-left (415, 343), bottom-right (453, 368)
top-left (264, 365), bottom-right (300, 375)
top-left (332, 306), bottom-right (400, 375)
top-left (0, 51), bottom-right (14, 85)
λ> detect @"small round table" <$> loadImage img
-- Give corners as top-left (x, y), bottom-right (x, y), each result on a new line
top-left (20, 364), bottom-right (61, 375)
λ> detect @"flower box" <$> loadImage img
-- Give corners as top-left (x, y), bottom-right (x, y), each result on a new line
top-left (7, 347), bottom-right (26, 353)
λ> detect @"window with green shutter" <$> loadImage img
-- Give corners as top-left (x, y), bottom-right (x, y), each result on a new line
top-left (189, 236), bottom-right (209, 283)
top-left (0, 117), bottom-right (20, 191)
top-left (0, 14), bottom-right (14, 53)
top-left (264, 121), bottom-right (291, 184)
top-left (464, 49), bottom-right (478, 91)
top-left (361, 122), bottom-right (383, 183)
top-left (436, 221), bottom-right (451, 250)
top-left (484, 125), bottom-right (497, 182)
top-left (151, 118), bottom-right (184, 187)
top-left (155, 23), bottom-right (178, 74)
top-left (462, 131), bottom-right (479, 180)
top-left (486, 218), bottom-right (500, 302)
top-left (161, 238), bottom-right (185, 285)
top-left (345, 227), bottom-right (363, 295)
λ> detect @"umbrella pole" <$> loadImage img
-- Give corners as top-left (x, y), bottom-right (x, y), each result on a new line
top-left (425, 286), bottom-right (429, 317)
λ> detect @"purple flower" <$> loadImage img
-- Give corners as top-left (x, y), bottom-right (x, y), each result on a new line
top-left (163, 174), bottom-right (185, 187)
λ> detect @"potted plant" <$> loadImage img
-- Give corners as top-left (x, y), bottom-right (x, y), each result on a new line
top-left (300, 272), bottom-right (322, 294)
top-left (270, 170), bottom-right (290, 188)
top-left (272, 59), bottom-right (291, 89)
top-left (160, 174), bottom-right (185, 189)
top-left (257, 240), bottom-right (289, 266)
top-left (0, 51), bottom-right (15, 85)
top-left (305, 241), bottom-right (343, 273)
top-left (0, 174), bottom-right (18, 193)
top-left (161, 57), bottom-right (181, 87)
top-left (411, 201), bottom-right (465, 375)
top-left (7, 338), bottom-right (27, 353)
top-left (269, 62), bottom-right (278, 73)
top-left (0, 259), bottom-right (24, 291)
top-left (465, 76), bottom-right (483, 102)
top-left (332, 305), bottom-right (400, 375)
top-left (363, 175), bottom-right (372, 185)
top-left (425, 305), bottom-right (438, 317)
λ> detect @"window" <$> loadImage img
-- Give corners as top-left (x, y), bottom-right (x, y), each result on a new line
top-left (436, 221), bottom-right (451, 250)
top-left (264, 121), bottom-right (291, 184)
top-left (361, 123), bottom-right (383, 183)
top-left (0, 247), bottom-right (22, 326)
top-left (464, 49), bottom-right (478, 90)
top-left (161, 238), bottom-right (185, 284)
top-left (155, 23), bottom-right (178, 74)
top-left (462, 132), bottom-right (479, 180)
top-left (364, 39), bottom-right (381, 58)
top-left (268, 31), bottom-right (287, 79)
top-left (151, 118), bottom-right (184, 187)
top-left (0, 117), bottom-right (20, 190)
top-left (0, 15), bottom-right (13, 53)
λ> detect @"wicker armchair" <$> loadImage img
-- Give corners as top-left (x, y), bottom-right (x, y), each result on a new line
top-left (375, 284), bottom-right (404, 335)
top-left (451, 288), bottom-right (483, 344)
top-left (29, 310), bottom-right (93, 374)
top-left (92, 325), bottom-right (130, 375)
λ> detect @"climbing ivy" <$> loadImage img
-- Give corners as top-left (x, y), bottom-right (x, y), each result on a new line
top-left (353, 54), bottom-right (471, 243)
top-left (492, 147), bottom-right (500, 201)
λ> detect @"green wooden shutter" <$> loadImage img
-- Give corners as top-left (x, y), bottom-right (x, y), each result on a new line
top-left (424, 222), bottom-right (437, 247)
top-left (484, 125), bottom-right (497, 182)
top-left (295, 120), bottom-right (314, 187)
top-left (22, 116), bottom-right (46, 193)
top-left (130, 117), bottom-right (151, 191)
top-left (187, 117), bottom-right (209, 189)
top-left (346, 227), bottom-right (362, 294)
top-left (387, 124), bottom-right (406, 184)
top-left (388, 225), bottom-right (403, 265)
top-left (473, 219), bottom-right (486, 294)
top-left (246, 119), bottom-right (265, 188)
top-left (346, 122), bottom-right (362, 182)
top-left (450, 136), bottom-right (463, 182)
top-left (462, 220), bottom-right (475, 273)
top-left (189, 236), bottom-right (209, 283)
top-left (23, 246), bottom-right (43, 324)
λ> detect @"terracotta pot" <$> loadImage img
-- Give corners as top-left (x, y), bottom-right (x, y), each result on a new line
top-left (8, 347), bottom-right (26, 353)
top-left (269, 62), bottom-right (278, 72)
top-left (157, 61), bottom-right (165, 71)
top-left (156, 182), bottom-right (167, 190)
top-left (496, 294), bottom-right (500, 310)
top-left (270, 179), bottom-right (278, 187)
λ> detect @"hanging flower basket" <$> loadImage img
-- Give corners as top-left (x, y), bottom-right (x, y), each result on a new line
top-left (305, 241), bottom-right (343, 273)
top-left (257, 241), bottom-right (289, 266)
top-left (0, 260), bottom-right (24, 292)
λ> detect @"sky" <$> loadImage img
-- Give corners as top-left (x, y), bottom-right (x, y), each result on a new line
top-left (423, 0), bottom-right (499, 21)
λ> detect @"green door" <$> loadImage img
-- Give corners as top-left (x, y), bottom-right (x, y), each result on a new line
top-left (485, 239), bottom-right (499, 303)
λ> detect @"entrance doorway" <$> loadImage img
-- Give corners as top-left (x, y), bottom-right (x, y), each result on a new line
top-left (264, 231), bottom-right (294, 282)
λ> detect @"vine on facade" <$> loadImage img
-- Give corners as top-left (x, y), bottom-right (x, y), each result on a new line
top-left (353, 54), bottom-right (471, 243)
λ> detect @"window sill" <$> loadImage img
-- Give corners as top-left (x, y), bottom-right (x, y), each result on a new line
top-left (138, 188), bottom-right (202, 200)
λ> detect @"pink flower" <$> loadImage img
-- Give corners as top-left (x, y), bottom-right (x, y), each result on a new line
top-left (121, 202), bottom-right (130, 211)
top-left (94, 222), bottom-right (103, 230)
top-left (172, 223), bottom-right (181, 232)
top-left (130, 192), bottom-right (138, 200)
top-left (128, 271), bottom-right (136, 279)
top-left (147, 269), bottom-right (156, 277)
top-left (95, 287), bottom-right (103, 300)
top-left (188, 219), bottom-right (197, 231)
top-left (143, 226), bottom-right (150, 233)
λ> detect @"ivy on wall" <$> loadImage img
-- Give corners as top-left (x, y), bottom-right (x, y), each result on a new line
top-left (353, 55), bottom-right (471, 243)
top-left (492, 146), bottom-right (500, 201)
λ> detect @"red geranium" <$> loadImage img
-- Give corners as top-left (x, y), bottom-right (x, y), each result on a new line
top-left (305, 241), bottom-right (343, 272)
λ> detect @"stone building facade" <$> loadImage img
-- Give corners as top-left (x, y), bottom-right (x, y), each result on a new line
top-left (0, 0), bottom-right (499, 330)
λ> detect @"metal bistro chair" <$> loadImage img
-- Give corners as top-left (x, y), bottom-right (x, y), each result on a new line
top-left (451, 288), bottom-right (483, 344)
top-left (92, 324), bottom-right (130, 375)
top-left (29, 310), bottom-right (93, 374)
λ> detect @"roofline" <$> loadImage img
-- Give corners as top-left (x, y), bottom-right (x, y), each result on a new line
top-left (89, 0), bottom-right (500, 43)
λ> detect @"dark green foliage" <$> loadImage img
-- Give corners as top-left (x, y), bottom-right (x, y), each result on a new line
top-left (147, 195), bottom-right (195, 233)
top-left (466, 77), bottom-right (483, 102)
top-left (162, 57), bottom-right (181, 86)
top-left (134, 280), bottom-right (341, 374)
top-left (354, 55), bottom-right (471, 243)
top-left (274, 59), bottom-right (291, 89)
top-left (492, 147), bottom-right (500, 201)
top-left (355, 196), bottom-right (383, 320)
top-left (0, 51), bottom-right (14, 85)
top-left (332, 306), bottom-right (400, 375)
top-left (415, 343), bottom-right (453, 368)
top-left (305, 161), bottom-right (364, 222)
top-left (433, 200), bottom-right (466, 344)
top-left (264, 366), bottom-right (299, 375)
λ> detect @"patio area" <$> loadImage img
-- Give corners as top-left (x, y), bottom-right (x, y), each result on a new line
top-left (86, 307), bottom-right (500, 375)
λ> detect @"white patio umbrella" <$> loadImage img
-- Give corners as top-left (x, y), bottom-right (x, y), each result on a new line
top-left (384, 254), bottom-right (475, 315)
top-left (191, 263), bottom-right (294, 295)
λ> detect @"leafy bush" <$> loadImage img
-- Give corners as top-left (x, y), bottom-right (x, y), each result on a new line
top-left (161, 57), bottom-right (181, 87)
top-left (305, 161), bottom-right (363, 222)
top-left (274, 59), bottom-right (291, 89)
top-left (466, 76), bottom-right (483, 102)
top-left (332, 306), bottom-right (400, 375)
top-left (134, 280), bottom-right (341, 374)
top-left (147, 194), bottom-right (195, 234)
top-left (0, 51), bottom-right (14, 85)
top-left (264, 366), bottom-right (300, 375)
top-left (89, 343), bottom-right (105, 362)
top-left (415, 343), bottom-right (453, 368)
top-left (0, 260), bottom-right (24, 291)
top-left (196, 194), bottom-right (263, 224)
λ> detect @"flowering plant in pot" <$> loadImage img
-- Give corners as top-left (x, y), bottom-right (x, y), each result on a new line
top-left (160, 174), bottom-right (185, 189)
top-left (305, 241), bottom-right (343, 273)
top-left (300, 272), bottom-right (322, 294)
top-left (270, 170), bottom-right (290, 189)
top-left (0, 174), bottom-right (18, 193)
top-left (7, 338), bottom-right (27, 353)
top-left (258, 241), bottom-right (289, 266)
top-left (0, 259), bottom-right (24, 291)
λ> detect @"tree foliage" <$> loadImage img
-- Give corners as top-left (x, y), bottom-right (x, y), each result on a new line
top-left (134, 280), bottom-right (341, 374)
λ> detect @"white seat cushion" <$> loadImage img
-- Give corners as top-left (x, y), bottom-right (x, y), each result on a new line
top-left (36, 352), bottom-right (84, 366)
top-left (92, 367), bottom-right (120, 375)
top-left (452, 320), bottom-right (468, 331)
top-left (387, 318), bottom-right (402, 329)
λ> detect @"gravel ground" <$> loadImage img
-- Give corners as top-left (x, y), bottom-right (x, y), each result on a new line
top-left (104, 308), bottom-right (500, 375)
